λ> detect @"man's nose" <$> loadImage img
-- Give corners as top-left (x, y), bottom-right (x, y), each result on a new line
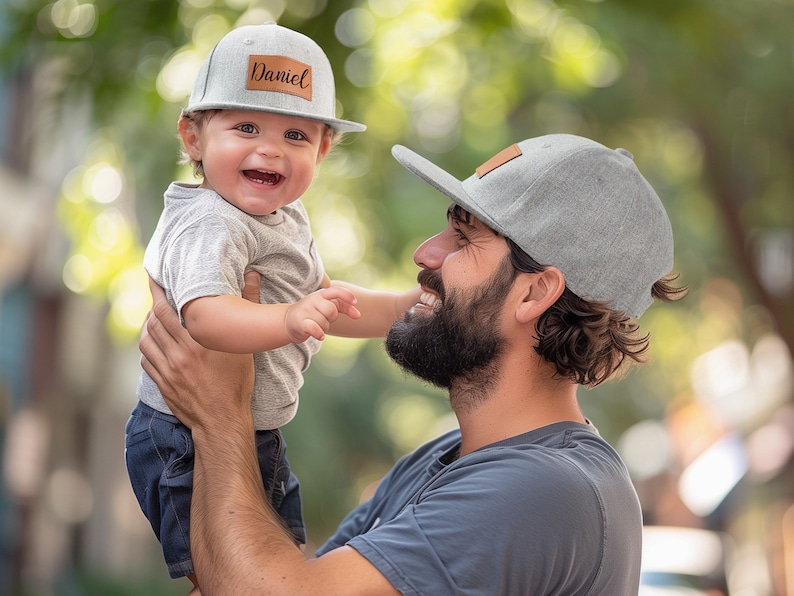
top-left (413, 231), bottom-right (449, 270)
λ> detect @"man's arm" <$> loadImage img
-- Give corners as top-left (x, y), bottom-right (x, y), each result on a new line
top-left (139, 276), bottom-right (398, 596)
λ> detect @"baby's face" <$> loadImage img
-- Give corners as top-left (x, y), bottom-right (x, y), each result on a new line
top-left (187, 110), bottom-right (331, 216)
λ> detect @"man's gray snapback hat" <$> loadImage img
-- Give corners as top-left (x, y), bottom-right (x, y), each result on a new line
top-left (392, 134), bottom-right (674, 318)
top-left (186, 22), bottom-right (366, 133)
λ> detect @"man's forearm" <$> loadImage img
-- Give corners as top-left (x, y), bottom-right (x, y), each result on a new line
top-left (188, 419), bottom-right (397, 596)
top-left (189, 415), bottom-right (309, 595)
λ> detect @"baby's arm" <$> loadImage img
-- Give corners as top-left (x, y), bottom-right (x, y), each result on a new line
top-left (326, 276), bottom-right (422, 339)
top-left (182, 286), bottom-right (361, 354)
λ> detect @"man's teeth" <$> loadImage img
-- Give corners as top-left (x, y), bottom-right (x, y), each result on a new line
top-left (420, 292), bottom-right (437, 307)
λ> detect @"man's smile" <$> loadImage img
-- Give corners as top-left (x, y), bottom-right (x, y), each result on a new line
top-left (418, 291), bottom-right (438, 309)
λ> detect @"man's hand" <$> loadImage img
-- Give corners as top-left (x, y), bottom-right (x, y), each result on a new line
top-left (139, 276), bottom-right (255, 430)
top-left (284, 286), bottom-right (361, 343)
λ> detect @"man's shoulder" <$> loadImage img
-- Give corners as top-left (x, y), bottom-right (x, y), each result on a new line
top-left (438, 422), bottom-right (630, 500)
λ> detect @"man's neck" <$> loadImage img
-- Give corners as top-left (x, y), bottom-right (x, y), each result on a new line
top-left (451, 364), bottom-right (585, 457)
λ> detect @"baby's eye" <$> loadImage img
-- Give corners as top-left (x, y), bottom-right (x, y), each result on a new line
top-left (285, 130), bottom-right (307, 141)
top-left (236, 123), bottom-right (257, 134)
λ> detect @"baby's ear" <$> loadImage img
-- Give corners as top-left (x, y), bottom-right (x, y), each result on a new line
top-left (178, 116), bottom-right (202, 161)
top-left (515, 267), bottom-right (565, 324)
top-left (317, 127), bottom-right (334, 163)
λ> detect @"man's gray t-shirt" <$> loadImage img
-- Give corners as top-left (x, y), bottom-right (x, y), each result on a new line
top-left (137, 182), bottom-right (324, 430)
top-left (318, 422), bottom-right (642, 595)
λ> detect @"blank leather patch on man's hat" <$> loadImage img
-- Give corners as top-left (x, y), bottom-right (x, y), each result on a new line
top-left (476, 144), bottom-right (522, 178)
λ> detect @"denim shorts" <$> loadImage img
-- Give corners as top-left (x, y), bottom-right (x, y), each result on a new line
top-left (124, 401), bottom-right (305, 579)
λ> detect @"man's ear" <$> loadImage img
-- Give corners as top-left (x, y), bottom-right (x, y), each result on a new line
top-left (178, 115), bottom-right (202, 161)
top-left (515, 267), bottom-right (565, 324)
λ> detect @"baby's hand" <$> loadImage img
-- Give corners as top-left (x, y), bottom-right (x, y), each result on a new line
top-left (285, 287), bottom-right (361, 343)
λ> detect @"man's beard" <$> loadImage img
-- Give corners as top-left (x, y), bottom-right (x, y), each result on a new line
top-left (385, 256), bottom-right (518, 407)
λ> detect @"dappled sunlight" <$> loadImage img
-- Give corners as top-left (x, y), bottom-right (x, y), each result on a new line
top-left (156, 48), bottom-right (205, 104)
top-left (306, 191), bottom-right (369, 270)
top-left (108, 264), bottom-right (151, 339)
top-left (3, 0), bottom-right (794, 592)
top-left (336, 8), bottom-right (377, 48)
top-left (62, 253), bottom-right (94, 294)
top-left (38, 0), bottom-right (97, 39)
top-left (86, 163), bottom-right (123, 204)
top-left (56, 139), bottom-right (145, 340)
top-left (508, 0), bottom-right (556, 39)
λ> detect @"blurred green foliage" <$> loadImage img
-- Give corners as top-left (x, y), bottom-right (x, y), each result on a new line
top-left (2, 0), bottom-right (793, 560)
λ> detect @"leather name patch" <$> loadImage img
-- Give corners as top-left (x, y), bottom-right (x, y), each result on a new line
top-left (247, 55), bottom-right (312, 101)
top-left (476, 144), bottom-right (522, 178)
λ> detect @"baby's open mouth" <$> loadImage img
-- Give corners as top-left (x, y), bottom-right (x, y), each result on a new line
top-left (244, 170), bottom-right (282, 185)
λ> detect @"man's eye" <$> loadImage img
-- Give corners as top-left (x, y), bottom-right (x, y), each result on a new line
top-left (453, 228), bottom-right (469, 244)
top-left (237, 123), bottom-right (257, 134)
top-left (285, 130), bottom-right (306, 141)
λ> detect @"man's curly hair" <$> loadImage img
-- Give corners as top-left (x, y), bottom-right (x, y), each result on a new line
top-left (507, 236), bottom-right (686, 387)
top-left (449, 204), bottom-right (686, 387)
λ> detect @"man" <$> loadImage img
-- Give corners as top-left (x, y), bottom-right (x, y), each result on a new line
top-left (140, 133), bottom-right (685, 595)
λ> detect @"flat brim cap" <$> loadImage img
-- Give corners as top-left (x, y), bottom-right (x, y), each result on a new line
top-left (187, 22), bottom-right (365, 133)
top-left (392, 135), bottom-right (674, 318)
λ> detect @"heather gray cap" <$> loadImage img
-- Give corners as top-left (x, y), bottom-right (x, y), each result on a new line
top-left (392, 134), bottom-right (674, 318)
top-left (186, 22), bottom-right (365, 133)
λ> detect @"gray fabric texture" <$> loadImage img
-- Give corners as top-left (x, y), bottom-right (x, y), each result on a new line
top-left (318, 423), bottom-right (643, 595)
top-left (392, 134), bottom-right (674, 318)
top-left (137, 182), bottom-right (324, 430)
top-left (187, 22), bottom-right (365, 133)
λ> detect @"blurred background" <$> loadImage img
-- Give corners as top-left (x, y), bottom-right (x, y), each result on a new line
top-left (0, 0), bottom-right (793, 594)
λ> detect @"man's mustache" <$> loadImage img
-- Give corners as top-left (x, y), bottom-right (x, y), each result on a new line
top-left (417, 269), bottom-right (445, 301)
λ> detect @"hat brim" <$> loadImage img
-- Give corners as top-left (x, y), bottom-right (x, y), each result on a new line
top-left (186, 102), bottom-right (366, 133)
top-left (391, 145), bottom-right (497, 229)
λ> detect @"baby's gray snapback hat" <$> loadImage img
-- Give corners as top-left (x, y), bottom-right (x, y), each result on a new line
top-left (392, 134), bottom-right (674, 318)
top-left (186, 22), bottom-right (365, 133)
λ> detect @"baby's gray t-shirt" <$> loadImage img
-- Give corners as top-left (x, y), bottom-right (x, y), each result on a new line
top-left (137, 182), bottom-right (324, 429)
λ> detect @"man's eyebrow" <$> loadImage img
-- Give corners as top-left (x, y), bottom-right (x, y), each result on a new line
top-left (447, 204), bottom-right (472, 225)
top-left (447, 205), bottom-right (499, 239)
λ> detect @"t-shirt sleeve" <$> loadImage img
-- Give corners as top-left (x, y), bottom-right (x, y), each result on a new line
top-left (346, 452), bottom-right (606, 596)
top-left (164, 215), bottom-right (253, 316)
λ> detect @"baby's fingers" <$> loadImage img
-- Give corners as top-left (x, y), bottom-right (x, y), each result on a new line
top-left (290, 319), bottom-right (326, 343)
top-left (319, 287), bottom-right (361, 319)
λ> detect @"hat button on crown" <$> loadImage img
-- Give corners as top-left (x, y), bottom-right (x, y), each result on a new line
top-left (615, 148), bottom-right (634, 160)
